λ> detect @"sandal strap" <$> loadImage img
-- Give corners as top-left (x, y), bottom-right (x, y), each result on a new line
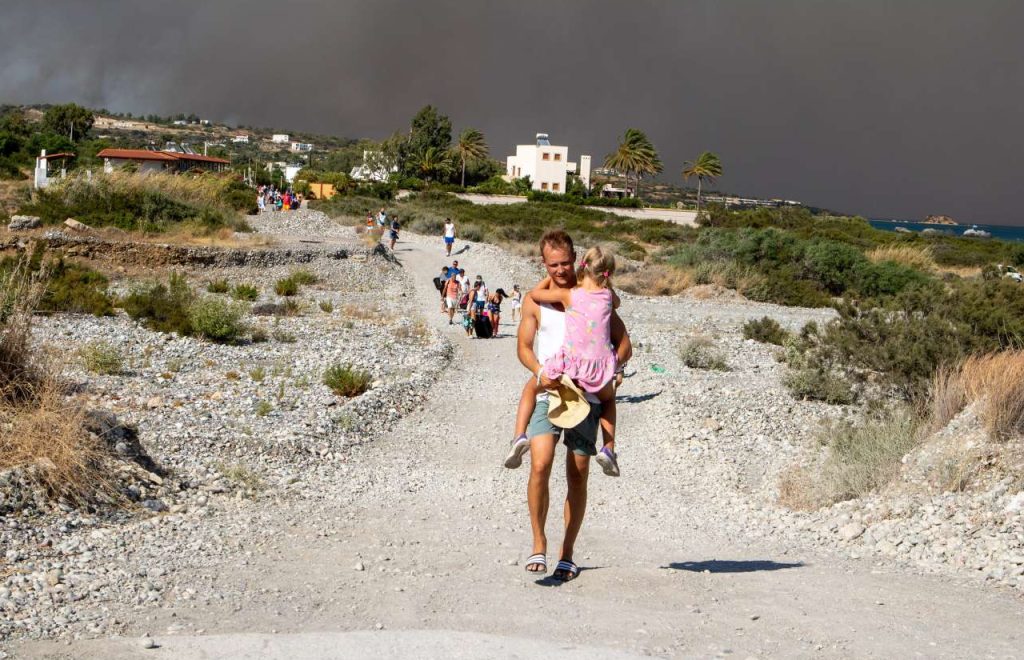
top-left (526, 553), bottom-right (547, 565)
top-left (555, 560), bottom-right (578, 574)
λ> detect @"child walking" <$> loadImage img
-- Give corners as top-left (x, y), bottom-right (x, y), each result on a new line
top-left (504, 246), bottom-right (621, 477)
top-left (509, 284), bottom-right (523, 322)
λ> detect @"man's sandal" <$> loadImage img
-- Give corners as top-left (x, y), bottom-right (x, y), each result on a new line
top-left (553, 559), bottom-right (580, 582)
top-left (524, 554), bottom-right (547, 573)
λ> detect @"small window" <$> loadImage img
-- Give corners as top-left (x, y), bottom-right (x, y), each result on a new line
top-left (552, 183), bottom-right (560, 191)
top-left (554, 153), bottom-right (562, 161)
top-left (541, 182), bottom-right (548, 190)
top-left (542, 152), bottom-right (550, 161)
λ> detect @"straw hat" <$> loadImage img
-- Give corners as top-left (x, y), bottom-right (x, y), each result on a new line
top-left (547, 375), bottom-right (591, 429)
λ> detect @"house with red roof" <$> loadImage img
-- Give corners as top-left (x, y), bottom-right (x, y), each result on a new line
top-left (97, 148), bottom-right (230, 174)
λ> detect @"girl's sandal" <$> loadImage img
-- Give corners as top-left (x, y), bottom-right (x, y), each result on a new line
top-left (524, 554), bottom-right (547, 573)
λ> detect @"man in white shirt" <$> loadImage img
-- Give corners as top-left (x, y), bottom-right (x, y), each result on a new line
top-left (443, 218), bottom-right (456, 256)
top-left (514, 229), bottom-right (631, 582)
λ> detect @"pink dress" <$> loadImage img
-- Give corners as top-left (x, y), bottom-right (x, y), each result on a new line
top-left (543, 288), bottom-right (617, 393)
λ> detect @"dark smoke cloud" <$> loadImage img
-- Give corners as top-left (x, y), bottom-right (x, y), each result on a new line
top-left (3, 1), bottom-right (1022, 224)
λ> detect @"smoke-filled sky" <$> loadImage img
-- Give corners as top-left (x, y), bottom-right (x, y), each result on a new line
top-left (3, 1), bottom-right (1022, 225)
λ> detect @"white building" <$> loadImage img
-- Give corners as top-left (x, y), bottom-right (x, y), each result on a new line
top-left (350, 150), bottom-right (398, 182)
top-left (232, 135), bottom-right (250, 144)
top-left (290, 142), bottom-right (313, 153)
top-left (505, 133), bottom-right (591, 193)
top-left (271, 134), bottom-right (290, 144)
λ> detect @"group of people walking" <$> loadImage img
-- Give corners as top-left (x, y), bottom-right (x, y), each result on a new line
top-left (433, 259), bottom-right (522, 339)
top-left (256, 185), bottom-right (301, 212)
top-left (364, 207), bottom-right (402, 251)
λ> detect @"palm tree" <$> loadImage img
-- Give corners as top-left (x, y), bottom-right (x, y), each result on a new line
top-left (682, 151), bottom-right (723, 217)
top-left (604, 128), bottom-right (660, 202)
top-left (455, 128), bottom-right (488, 188)
top-left (415, 146), bottom-right (452, 183)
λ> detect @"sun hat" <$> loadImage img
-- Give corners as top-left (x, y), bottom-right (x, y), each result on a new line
top-left (546, 375), bottom-right (591, 429)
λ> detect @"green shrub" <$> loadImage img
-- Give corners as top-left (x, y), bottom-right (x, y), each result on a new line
top-left (38, 258), bottom-right (114, 316)
top-left (781, 335), bottom-right (856, 404)
top-left (290, 269), bottom-right (318, 285)
top-left (854, 260), bottom-right (929, 299)
top-left (801, 240), bottom-right (867, 295)
top-left (460, 224), bottom-right (485, 242)
top-left (272, 328), bottom-right (297, 343)
top-left (274, 277), bottom-right (298, 296)
top-left (187, 297), bottom-right (248, 343)
top-left (250, 326), bottom-right (268, 343)
top-left (231, 283), bottom-right (259, 301)
top-left (79, 340), bottom-right (123, 375)
top-left (319, 300), bottom-right (334, 313)
top-left (255, 400), bottom-right (272, 417)
top-left (680, 337), bottom-right (729, 371)
top-left (282, 299), bottom-right (302, 316)
top-left (119, 272), bottom-right (194, 335)
top-left (323, 363), bottom-right (372, 397)
top-left (249, 366), bottom-right (265, 382)
top-left (742, 317), bottom-right (790, 346)
top-left (207, 278), bottom-right (230, 294)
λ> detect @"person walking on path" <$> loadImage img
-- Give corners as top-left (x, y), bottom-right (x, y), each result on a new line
top-left (487, 288), bottom-right (508, 338)
top-left (389, 216), bottom-right (401, 251)
top-left (444, 273), bottom-right (461, 325)
top-left (511, 230), bottom-right (632, 581)
top-left (443, 218), bottom-right (456, 256)
top-left (509, 284), bottom-right (523, 323)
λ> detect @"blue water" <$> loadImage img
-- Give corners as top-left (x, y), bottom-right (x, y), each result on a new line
top-left (869, 220), bottom-right (1024, 243)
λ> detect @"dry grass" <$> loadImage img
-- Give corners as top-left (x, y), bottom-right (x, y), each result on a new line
top-left (778, 407), bottom-right (921, 509)
top-left (394, 320), bottom-right (431, 344)
top-left (933, 352), bottom-right (1024, 441)
top-left (342, 303), bottom-right (382, 322)
top-left (0, 380), bottom-right (116, 505)
top-left (617, 264), bottom-right (693, 296)
top-left (866, 244), bottom-right (937, 272)
top-left (0, 256), bottom-right (116, 504)
top-left (935, 264), bottom-right (982, 279)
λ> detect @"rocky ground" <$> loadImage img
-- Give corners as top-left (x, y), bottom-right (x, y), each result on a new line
top-left (2, 210), bottom-right (1023, 658)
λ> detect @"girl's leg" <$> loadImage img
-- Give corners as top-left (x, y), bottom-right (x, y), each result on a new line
top-left (514, 378), bottom-right (540, 438)
top-left (595, 382), bottom-right (617, 453)
top-left (491, 313), bottom-right (500, 338)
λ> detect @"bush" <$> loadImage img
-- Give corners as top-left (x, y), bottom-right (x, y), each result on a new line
top-left (742, 317), bottom-right (790, 346)
top-left (782, 365), bottom-right (856, 405)
top-left (274, 277), bottom-right (298, 296)
top-left (17, 171), bottom-right (245, 233)
top-left (78, 341), bottom-right (123, 375)
top-left (187, 297), bottom-right (248, 343)
top-left (323, 363), bottom-right (372, 397)
top-left (319, 300), bottom-right (334, 313)
top-left (680, 337), bottom-right (729, 371)
top-left (37, 258), bottom-right (114, 316)
top-left (290, 269), bottom-right (318, 285)
top-left (119, 272), bottom-right (195, 335)
top-left (207, 278), bottom-right (230, 294)
top-left (231, 283), bottom-right (259, 301)
top-left (815, 406), bottom-right (920, 504)
top-left (933, 351), bottom-right (1024, 441)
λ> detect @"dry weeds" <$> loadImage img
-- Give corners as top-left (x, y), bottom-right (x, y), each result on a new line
top-left (617, 264), bottom-right (693, 296)
top-left (866, 244), bottom-right (937, 272)
top-left (956, 352), bottom-right (1024, 441)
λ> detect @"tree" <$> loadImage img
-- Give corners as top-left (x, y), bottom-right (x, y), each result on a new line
top-left (42, 103), bottom-right (94, 142)
top-left (414, 146), bottom-right (452, 183)
top-left (603, 128), bottom-right (660, 202)
top-left (682, 151), bottom-right (723, 217)
top-left (402, 105), bottom-right (452, 176)
top-left (455, 128), bottom-right (488, 187)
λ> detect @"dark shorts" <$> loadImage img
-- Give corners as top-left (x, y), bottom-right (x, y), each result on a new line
top-left (527, 397), bottom-right (601, 456)
top-left (473, 300), bottom-right (485, 310)
top-left (444, 236), bottom-right (454, 244)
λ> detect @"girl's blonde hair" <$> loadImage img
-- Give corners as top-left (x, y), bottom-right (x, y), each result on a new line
top-left (577, 245), bottom-right (616, 288)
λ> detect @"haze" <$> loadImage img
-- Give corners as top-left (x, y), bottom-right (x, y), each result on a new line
top-left (2, 0), bottom-right (1021, 225)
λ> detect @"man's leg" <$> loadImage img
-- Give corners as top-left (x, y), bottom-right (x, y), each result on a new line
top-left (561, 450), bottom-right (590, 564)
top-left (527, 433), bottom-right (557, 571)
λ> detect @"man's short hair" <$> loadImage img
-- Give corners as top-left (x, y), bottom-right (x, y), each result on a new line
top-left (538, 230), bottom-right (574, 261)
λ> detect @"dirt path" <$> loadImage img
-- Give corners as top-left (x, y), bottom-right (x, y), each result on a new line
top-left (19, 236), bottom-right (1024, 659)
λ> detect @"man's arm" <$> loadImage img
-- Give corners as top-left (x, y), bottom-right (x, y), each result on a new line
top-left (517, 296), bottom-right (559, 389)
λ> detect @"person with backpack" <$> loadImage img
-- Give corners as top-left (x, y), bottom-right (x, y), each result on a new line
top-left (434, 267), bottom-right (449, 313)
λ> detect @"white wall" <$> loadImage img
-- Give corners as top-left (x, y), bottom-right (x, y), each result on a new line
top-left (506, 144), bottom-right (570, 192)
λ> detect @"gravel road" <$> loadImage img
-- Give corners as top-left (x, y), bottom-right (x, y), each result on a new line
top-left (9, 217), bottom-right (1024, 658)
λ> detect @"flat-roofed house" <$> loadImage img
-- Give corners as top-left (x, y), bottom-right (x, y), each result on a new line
top-left (505, 133), bottom-right (590, 193)
top-left (97, 148), bottom-right (230, 174)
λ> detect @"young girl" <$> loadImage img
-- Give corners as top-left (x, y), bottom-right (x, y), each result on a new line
top-left (509, 284), bottom-right (523, 322)
top-left (504, 246), bottom-right (621, 477)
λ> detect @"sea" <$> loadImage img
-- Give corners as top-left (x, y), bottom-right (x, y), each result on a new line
top-left (869, 220), bottom-right (1024, 243)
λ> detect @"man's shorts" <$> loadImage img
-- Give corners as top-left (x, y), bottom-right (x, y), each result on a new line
top-left (473, 300), bottom-right (485, 311)
top-left (526, 397), bottom-right (601, 456)
top-left (445, 297), bottom-right (457, 309)
top-left (444, 236), bottom-right (455, 245)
